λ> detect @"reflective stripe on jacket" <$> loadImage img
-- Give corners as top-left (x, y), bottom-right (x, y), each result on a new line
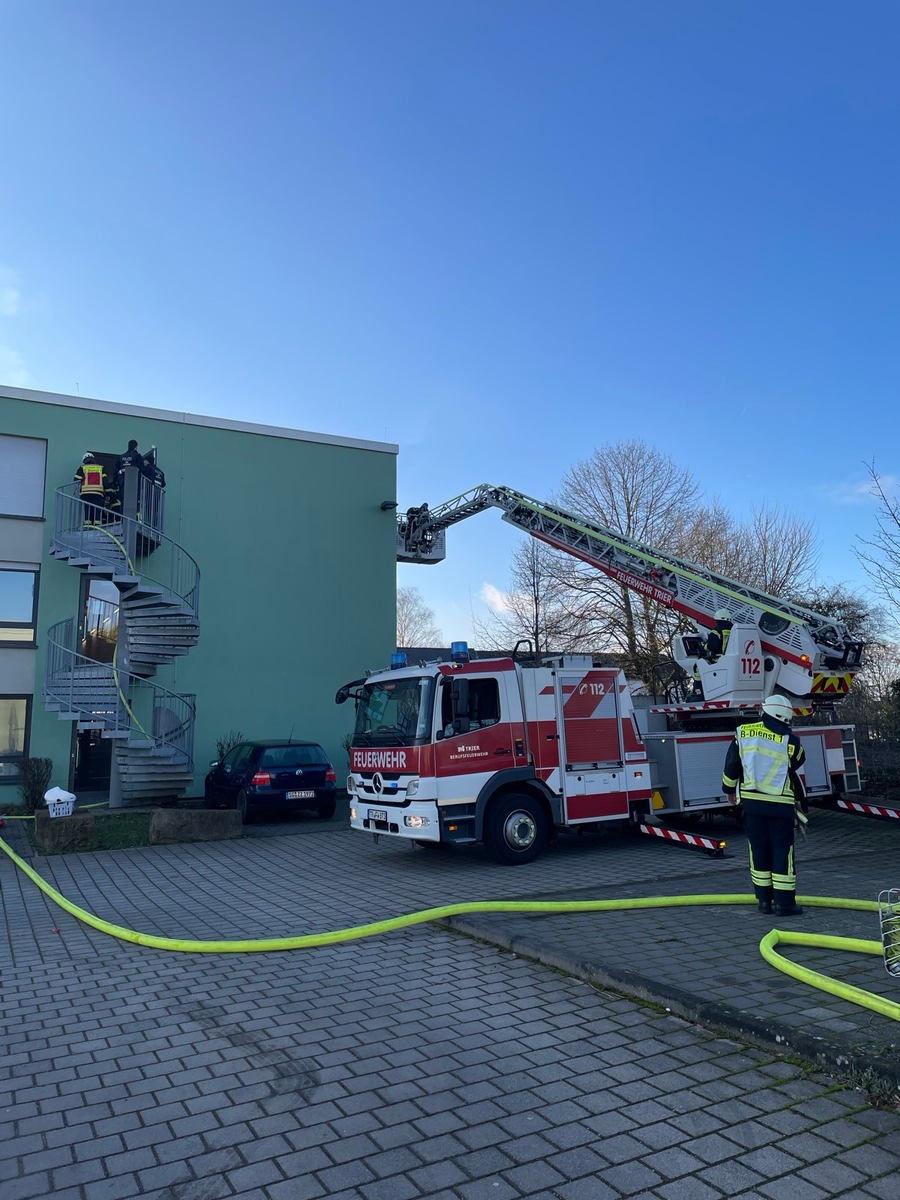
top-left (738, 722), bottom-right (790, 797)
top-left (705, 626), bottom-right (731, 660)
top-left (77, 464), bottom-right (106, 495)
top-left (726, 720), bottom-right (804, 807)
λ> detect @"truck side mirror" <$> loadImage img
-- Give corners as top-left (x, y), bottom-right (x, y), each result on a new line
top-left (451, 677), bottom-right (470, 718)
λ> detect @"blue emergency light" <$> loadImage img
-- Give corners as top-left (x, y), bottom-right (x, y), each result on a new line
top-left (391, 653), bottom-right (407, 670)
top-left (450, 641), bottom-right (470, 663)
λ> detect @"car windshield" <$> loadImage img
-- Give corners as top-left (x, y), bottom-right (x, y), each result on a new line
top-left (260, 745), bottom-right (325, 769)
top-left (354, 675), bottom-right (435, 746)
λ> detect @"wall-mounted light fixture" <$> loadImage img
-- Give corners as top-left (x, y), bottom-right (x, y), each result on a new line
top-left (380, 501), bottom-right (399, 510)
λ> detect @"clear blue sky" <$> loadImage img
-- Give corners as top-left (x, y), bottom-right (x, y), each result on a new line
top-left (2, 1), bottom-right (898, 640)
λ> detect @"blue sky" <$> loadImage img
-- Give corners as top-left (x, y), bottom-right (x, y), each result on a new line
top-left (2, 1), bottom-right (899, 640)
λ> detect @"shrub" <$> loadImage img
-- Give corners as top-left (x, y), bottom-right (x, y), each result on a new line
top-left (341, 733), bottom-right (353, 764)
top-left (214, 730), bottom-right (245, 763)
top-left (20, 758), bottom-right (53, 815)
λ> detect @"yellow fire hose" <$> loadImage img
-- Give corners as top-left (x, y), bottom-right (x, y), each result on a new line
top-left (0, 834), bottom-right (895, 1022)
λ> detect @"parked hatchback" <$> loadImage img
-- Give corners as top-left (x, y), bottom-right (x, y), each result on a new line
top-left (204, 740), bottom-right (337, 823)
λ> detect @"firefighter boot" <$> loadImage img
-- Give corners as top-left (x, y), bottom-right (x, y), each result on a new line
top-left (774, 892), bottom-right (804, 917)
top-left (755, 886), bottom-right (773, 915)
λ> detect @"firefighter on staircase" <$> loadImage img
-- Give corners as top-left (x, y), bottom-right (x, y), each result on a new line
top-left (73, 452), bottom-right (111, 525)
top-left (722, 694), bottom-right (808, 917)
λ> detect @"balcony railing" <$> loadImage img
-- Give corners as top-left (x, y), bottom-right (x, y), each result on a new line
top-left (53, 484), bottom-right (200, 617)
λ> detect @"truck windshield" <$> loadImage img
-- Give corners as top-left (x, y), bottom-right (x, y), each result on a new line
top-left (354, 675), bottom-right (435, 746)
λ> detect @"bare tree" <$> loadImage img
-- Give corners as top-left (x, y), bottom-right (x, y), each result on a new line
top-left (794, 582), bottom-right (882, 644)
top-left (715, 505), bottom-right (818, 597)
top-left (473, 538), bottom-right (586, 657)
top-left (857, 462), bottom-right (900, 632)
top-left (396, 586), bottom-right (442, 648)
top-left (555, 440), bottom-right (701, 686)
top-left (552, 439), bottom-right (820, 692)
top-left (801, 584), bottom-right (900, 792)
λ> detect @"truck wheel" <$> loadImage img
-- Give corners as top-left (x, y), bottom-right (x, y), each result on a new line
top-left (484, 794), bottom-right (547, 865)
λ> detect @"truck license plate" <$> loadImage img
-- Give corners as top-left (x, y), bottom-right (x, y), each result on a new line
top-left (286, 790), bottom-right (315, 799)
top-left (368, 809), bottom-right (388, 823)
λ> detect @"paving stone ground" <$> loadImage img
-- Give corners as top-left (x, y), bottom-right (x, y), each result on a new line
top-left (1, 802), bottom-right (899, 1198)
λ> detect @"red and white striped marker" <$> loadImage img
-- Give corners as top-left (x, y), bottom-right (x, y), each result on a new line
top-left (649, 701), bottom-right (733, 713)
top-left (838, 799), bottom-right (900, 820)
top-left (638, 823), bottom-right (727, 852)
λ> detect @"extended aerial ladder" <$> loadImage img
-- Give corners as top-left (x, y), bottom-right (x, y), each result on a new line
top-left (397, 484), bottom-right (863, 705)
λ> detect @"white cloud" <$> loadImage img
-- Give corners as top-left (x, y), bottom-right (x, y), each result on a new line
top-left (0, 345), bottom-right (30, 386)
top-left (0, 286), bottom-right (20, 317)
top-left (480, 582), bottom-right (512, 613)
top-left (819, 476), bottom-right (900, 506)
top-left (0, 266), bottom-right (22, 316)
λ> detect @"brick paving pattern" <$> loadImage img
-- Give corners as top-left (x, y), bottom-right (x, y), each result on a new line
top-left (1, 802), bottom-right (899, 1197)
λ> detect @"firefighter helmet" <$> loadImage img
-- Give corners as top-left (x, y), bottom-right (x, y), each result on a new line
top-left (761, 694), bottom-right (794, 723)
top-left (713, 609), bottom-right (731, 621)
top-left (82, 452), bottom-right (95, 462)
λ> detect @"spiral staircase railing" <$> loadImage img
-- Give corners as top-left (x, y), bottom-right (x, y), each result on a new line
top-left (53, 482), bottom-right (199, 616)
top-left (46, 618), bottom-right (196, 764)
top-left (44, 480), bottom-right (201, 804)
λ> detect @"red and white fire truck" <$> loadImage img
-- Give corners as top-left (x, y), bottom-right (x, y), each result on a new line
top-left (336, 485), bottom-right (864, 864)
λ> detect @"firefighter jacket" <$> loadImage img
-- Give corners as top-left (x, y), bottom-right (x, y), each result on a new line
top-left (704, 622), bottom-right (732, 661)
top-left (74, 463), bottom-right (108, 496)
top-left (722, 713), bottom-right (805, 812)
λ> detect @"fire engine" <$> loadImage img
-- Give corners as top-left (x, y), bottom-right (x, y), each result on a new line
top-left (336, 485), bottom-right (865, 864)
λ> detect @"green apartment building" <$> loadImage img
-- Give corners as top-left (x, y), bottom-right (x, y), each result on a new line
top-left (0, 385), bottom-right (398, 804)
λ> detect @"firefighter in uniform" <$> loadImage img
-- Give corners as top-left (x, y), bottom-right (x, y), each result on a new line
top-left (722, 694), bottom-right (807, 916)
top-left (693, 609), bottom-right (734, 697)
top-left (73, 453), bottom-right (109, 525)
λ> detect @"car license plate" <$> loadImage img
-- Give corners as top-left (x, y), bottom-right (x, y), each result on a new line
top-left (368, 808), bottom-right (388, 823)
top-left (286, 790), bottom-right (315, 799)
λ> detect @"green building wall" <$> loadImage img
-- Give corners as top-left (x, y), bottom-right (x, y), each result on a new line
top-left (0, 388), bottom-right (398, 795)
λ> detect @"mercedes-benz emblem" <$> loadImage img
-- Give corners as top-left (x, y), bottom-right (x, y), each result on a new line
top-left (295, 769), bottom-right (304, 776)
top-left (372, 772), bottom-right (384, 794)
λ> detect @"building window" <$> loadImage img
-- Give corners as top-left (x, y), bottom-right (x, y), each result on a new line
top-left (0, 696), bottom-right (29, 785)
top-left (0, 434), bottom-right (47, 518)
top-left (0, 568), bottom-right (39, 645)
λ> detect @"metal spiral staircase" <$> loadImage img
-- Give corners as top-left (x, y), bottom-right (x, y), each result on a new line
top-left (43, 474), bottom-right (200, 805)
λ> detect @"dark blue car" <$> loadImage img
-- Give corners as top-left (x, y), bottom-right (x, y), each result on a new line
top-left (204, 740), bottom-right (337, 823)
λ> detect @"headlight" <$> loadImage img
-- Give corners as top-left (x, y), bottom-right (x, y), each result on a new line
top-left (406, 779), bottom-right (420, 797)
top-left (349, 805), bottom-right (358, 820)
top-left (346, 776), bottom-right (356, 793)
top-left (403, 815), bottom-right (429, 829)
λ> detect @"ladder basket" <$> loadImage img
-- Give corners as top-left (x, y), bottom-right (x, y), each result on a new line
top-left (878, 889), bottom-right (900, 978)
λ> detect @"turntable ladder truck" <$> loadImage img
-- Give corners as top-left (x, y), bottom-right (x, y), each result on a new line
top-left (336, 486), bottom-right (866, 865)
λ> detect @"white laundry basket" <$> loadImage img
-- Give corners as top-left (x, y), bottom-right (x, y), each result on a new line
top-left (44, 786), bottom-right (77, 818)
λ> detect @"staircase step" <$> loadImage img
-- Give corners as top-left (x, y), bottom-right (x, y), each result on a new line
top-left (122, 612), bottom-right (185, 624)
top-left (120, 784), bottom-right (193, 798)
top-left (126, 623), bottom-right (197, 634)
top-left (119, 584), bottom-right (166, 598)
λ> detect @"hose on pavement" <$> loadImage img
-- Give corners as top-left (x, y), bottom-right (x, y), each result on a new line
top-left (0, 834), bottom-right (894, 1022)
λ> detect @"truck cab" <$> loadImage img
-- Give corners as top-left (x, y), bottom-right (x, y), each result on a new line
top-left (338, 647), bottom-right (653, 864)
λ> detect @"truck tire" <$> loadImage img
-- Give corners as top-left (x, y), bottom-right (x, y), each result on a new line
top-left (484, 793), bottom-right (547, 865)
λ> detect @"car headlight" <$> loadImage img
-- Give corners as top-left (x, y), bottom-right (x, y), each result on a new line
top-left (346, 775), bottom-right (356, 794)
top-left (403, 814), bottom-right (428, 829)
top-left (349, 805), bottom-right (358, 821)
top-left (406, 778), bottom-right (420, 797)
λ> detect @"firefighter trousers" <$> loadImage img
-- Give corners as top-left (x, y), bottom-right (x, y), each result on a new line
top-left (743, 808), bottom-right (796, 907)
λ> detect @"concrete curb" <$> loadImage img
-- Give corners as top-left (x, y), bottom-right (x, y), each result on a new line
top-left (443, 913), bottom-right (900, 1092)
